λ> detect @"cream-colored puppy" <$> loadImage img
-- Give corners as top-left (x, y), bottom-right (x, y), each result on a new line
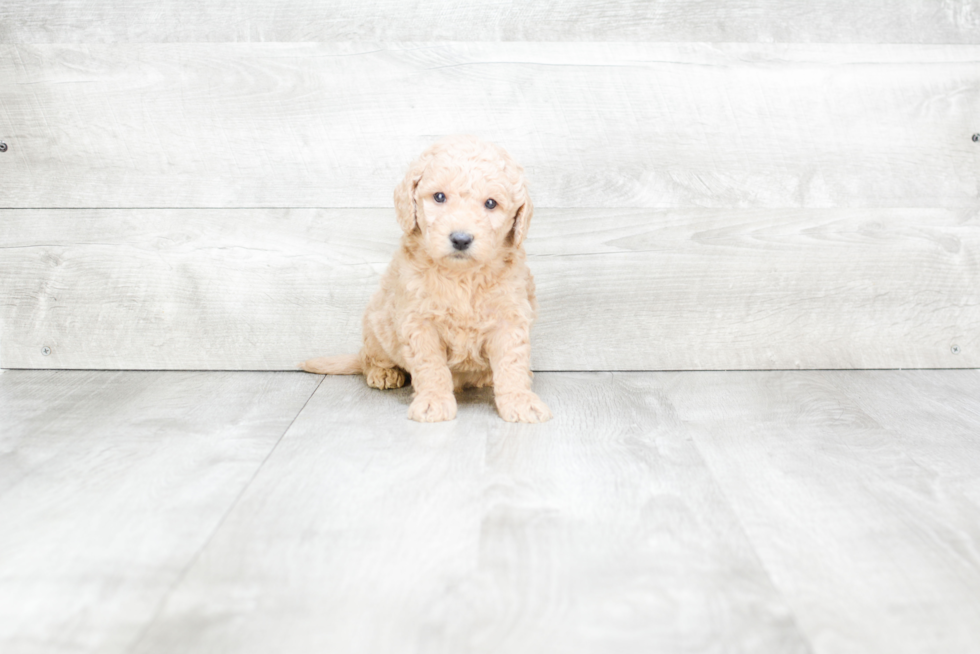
top-left (302, 135), bottom-right (551, 423)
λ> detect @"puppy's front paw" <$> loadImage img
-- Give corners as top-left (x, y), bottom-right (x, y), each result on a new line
top-left (408, 392), bottom-right (457, 422)
top-left (496, 391), bottom-right (552, 423)
top-left (366, 366), bottom-right (406, 390)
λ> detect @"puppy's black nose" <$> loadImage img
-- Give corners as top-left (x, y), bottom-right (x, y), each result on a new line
top-left (450, 232), bottom-right (473, 251)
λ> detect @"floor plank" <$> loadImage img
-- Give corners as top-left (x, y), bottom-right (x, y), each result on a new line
top-left (131, 373), bottom-right (809, 654)
top-left (3, 0), bottom-right (979, 44)
top-left (667, 370), bottom-right (980, 654)
top-left (0, 370), bottom-right (321, 654)
top-left (5, 370), bottom-right (977, 653)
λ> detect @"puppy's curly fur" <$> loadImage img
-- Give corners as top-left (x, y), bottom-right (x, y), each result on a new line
top-left (302, 135), bottom-right (551, 423)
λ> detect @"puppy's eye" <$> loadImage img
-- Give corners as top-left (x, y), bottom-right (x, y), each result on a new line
top-left (485, 198), bottom-right (497, 210)
top-left (434, 192), bottom-right (446, 203)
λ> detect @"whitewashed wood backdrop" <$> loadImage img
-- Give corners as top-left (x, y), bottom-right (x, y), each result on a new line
top-left (1, 2), bottom-right (978, 370)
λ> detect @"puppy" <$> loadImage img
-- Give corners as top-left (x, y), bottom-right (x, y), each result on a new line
top-left (302, 135), bottom-right (552, 423)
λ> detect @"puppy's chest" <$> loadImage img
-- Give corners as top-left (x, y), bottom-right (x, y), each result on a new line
top-left (430, 296), bottom-right (494, 338)
top-left (425, 294), bottom-right (506, 366)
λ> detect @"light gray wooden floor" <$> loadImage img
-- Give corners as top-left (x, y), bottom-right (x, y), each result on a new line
top-left (1, 369), bottom-right (979, 654)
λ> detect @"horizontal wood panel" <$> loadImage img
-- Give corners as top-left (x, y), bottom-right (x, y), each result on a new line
top-left (1, 43), bottom-right (978, 208)
top-left (1, 207), bottom-right (976, 370)
top-left (1, 1), bottom-right (979, 44)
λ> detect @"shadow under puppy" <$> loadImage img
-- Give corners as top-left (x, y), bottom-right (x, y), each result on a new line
top-left (302, 135), bottom-right (552, 423)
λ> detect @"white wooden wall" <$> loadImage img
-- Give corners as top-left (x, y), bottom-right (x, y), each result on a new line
top-left (1, 3), bottom-right (978, 370)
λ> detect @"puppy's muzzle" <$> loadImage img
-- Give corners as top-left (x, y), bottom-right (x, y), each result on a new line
top-left (450, 232), bottom-right (474, 251)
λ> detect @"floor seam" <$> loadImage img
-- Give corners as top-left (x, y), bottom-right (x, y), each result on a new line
top-left (683, 426), bottom-right (820, 654)
top-left (123, 374), bottom-right (325, 653)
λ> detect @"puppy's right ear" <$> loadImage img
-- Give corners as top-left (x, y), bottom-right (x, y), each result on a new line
top-left (393, 156), bottom-right (428, 234)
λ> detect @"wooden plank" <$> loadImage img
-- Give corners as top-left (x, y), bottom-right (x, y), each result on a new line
top-left (0, 370), bottom-right (320, 654)
top-left (826, 369), bottom-right (980, 487)
top-left (668, 370), bottom-right (980, 654)
top-left (128, 373), bottom-right (811, 654)
top-left (0, 208), bottom-right (381, 370)
top-left (532, 207), bottom-right (979, 370)
top-left (1, 43), bottom-right (977, 208)
top-left (1, 207), bottom-right (976, 371)
top-left (1, 0), bottom-right (979, 44)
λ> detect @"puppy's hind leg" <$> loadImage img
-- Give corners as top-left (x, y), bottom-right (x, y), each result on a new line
top-left (364, 359), bottom-right (406, 390)
top-left (362, 331), bottom-right (407, 390)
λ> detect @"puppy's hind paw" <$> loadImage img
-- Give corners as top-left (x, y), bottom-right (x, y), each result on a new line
top-left (366, 366), bottom-right (406, 390)
top-left (408, 392), bottom-right (457, 422)
top-left (496, 391), bottom-right (552, 423)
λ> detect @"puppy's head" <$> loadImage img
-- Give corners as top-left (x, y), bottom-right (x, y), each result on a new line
top-left (393, 135), bottom-right (533, 266)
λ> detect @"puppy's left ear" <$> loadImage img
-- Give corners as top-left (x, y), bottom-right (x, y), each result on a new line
top-left (511, 187), bottom-right (534, 248)
top-left (393, 155), bottom-right (428, 234)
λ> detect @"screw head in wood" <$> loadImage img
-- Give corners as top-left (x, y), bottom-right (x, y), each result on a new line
top-left (0, 142), bottom-right (7, 152)
top-left (951, 345), bottom-right (961, 354)
top-left (974, 134), bottom-right (980, 143)
top-left (41, 346), bottom-right (51, 356)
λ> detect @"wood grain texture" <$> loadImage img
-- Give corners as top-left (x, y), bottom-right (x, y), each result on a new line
top-left (0, 370), bottom-right (321, 654)
top-left (129, 373), bottom-right (810, 654)
top-left (1, 0), bottom-right (979, 43)
top-left (1, 207), bottom-right (976, 371)
top-left (667, 370), bottom-right (980, 654)
top-left (1, 43), bottom-right (978, 208)
top-left (3, 370), bottom-right (979, 652)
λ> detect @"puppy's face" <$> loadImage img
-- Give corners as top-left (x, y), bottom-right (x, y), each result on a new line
top-left (415, 158), bottom-right (518, 265)
top-left (394, 136), bottom-right (533, 266)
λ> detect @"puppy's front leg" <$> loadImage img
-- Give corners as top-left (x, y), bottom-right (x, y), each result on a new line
top-left (487, 323), bottom-right (552, 423)
top-left (404, 322), bottom-right (456, 422)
